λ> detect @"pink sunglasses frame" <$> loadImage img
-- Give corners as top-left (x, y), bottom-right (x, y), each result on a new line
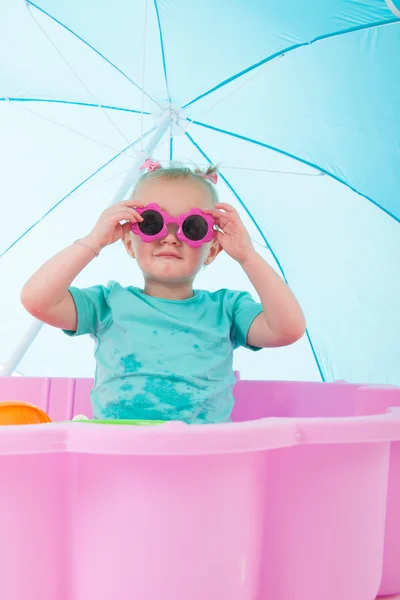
top-left (131, 203), bottom-right (215, 248)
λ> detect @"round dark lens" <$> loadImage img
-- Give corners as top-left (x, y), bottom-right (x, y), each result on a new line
top-left (138, 209), bottom-right (164, 236)
top-left (182, 215), bottom-right (208, 241)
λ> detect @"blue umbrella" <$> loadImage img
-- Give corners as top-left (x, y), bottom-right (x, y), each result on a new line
top-left (0, 0), bottom-right (399, 383)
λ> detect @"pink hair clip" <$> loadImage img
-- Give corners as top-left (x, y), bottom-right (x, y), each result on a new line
top-left (140, 158), bottom-right (162, 173)
top-left (198, 171), bottom-right (218, 184)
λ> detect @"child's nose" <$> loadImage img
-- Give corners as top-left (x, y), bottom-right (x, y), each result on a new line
top-left (164, 223), bottom-right (180, 241)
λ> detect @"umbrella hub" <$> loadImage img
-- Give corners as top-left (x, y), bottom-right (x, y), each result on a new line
top-left (151, 102), bottom-right (188, 136)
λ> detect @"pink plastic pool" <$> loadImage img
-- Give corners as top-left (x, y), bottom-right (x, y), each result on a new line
top-left (0, 376), bottom-right (399, 600)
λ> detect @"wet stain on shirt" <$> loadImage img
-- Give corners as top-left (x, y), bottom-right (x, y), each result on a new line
top-left (120, 354), bottom-right (142, 373)
top-left (144, 376), bottom-right (195, 413)
top-left (170, 329), bottom-right (190, 336)
top-left (120, 383), bottom-right (133, 392)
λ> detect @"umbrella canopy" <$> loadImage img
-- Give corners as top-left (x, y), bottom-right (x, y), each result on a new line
top-left (0, 0), bottom-right (399, 383)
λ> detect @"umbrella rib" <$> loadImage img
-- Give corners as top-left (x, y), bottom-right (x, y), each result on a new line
top-left (6, 99), bottom-right (140, 158)
top-left (0, 127), bottom-right (156, 260)
top-left (153, 0), bottom-right (172, 103)
top-left (192, 120), bottom-right (400, 225)
top-left (27, 5), bottom-right (138, 149)
top-left (183, 17), bottom-right (400, 109)
top-left (185, 131), bottom-right (325, 383)
top-left (26, 0), bottom-right (162, 109)
top-left (0, 98), bottom-right (150, 115)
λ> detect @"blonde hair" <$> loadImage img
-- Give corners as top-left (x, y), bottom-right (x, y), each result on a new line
top-left (133, 163), bottom-right (219, 205)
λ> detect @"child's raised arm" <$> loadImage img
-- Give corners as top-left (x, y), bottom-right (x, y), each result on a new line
top-left (20, 199), bottom-right (144, 331)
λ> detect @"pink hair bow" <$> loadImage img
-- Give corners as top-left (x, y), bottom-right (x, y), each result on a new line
top-left (141, 158), bottom-right (162, 172)
top-left (199, 171), bottom-right (218, 184)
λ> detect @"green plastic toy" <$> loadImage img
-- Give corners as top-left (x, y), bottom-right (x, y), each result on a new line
top-left (73, 418), bottom-right (166, 426)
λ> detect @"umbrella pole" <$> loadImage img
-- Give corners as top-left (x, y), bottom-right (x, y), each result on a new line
top-left (0, 112), bottom-right (173, 376)
top-left (0, 320), bottom-right (44, 376)
top-left (109, 111), bottom-right (173, 206)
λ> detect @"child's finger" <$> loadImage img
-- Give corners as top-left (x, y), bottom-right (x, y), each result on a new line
top-left (121, 199), bottom-right (146, 209)
top-left (113, 208), bottom-right (143, 222)
top-left (110, 210), bottom-right (142, 224)
top-left (204, 208), bottom-right (230, 222)
top-left (216, 230), bottom-right (225, 245)
top-left (213, 203), bottom-right (237, 213)
top-left (130, 209), bottom-right (144, 221)
top-left (204, 208), bottom-right (234, 225)
top-left (212, 213), bottom-right (231, 228)
top-left (203, 208), bottom-right (221, 216)
top-left (109, 210), bottom-right (134, 223)
top-left (121, 221), bottom-right (133, 235)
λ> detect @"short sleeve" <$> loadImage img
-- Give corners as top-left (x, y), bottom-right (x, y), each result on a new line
top-left (63, 285), bottom-right (112, 337)
top-left (230, 291), bottom-right (264, 351)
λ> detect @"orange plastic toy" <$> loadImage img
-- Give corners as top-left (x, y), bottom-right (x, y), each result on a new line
top-left (0, 401), bottom-right (51, 425)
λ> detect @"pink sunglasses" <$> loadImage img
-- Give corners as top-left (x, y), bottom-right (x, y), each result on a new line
top-left (131, 203), bottom-right (215, 248)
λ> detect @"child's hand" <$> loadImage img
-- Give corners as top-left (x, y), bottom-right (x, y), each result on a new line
top-left (203, 203), bottom-right (255, 265)
top-left (83, 199), bottom-right (145, 253)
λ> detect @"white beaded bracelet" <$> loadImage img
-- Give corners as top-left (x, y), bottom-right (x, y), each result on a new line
top-left (74, 239), bottom-right (100, 257)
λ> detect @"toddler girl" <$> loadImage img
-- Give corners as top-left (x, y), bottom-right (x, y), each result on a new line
top-left (21, 162), bottom-right (305, 423)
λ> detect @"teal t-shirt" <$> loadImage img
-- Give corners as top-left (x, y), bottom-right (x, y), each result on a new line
top-left (64, 282), bottom-right (263, 423)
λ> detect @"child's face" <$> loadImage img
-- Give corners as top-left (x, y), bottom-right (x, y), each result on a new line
top-left (125, 177), bottom-right (220, 284)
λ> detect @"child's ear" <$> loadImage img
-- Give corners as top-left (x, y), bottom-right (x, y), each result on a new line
top-left (122, 233), bottom-right (135, 258)
top-left (205, 239), bottom-right (223, 265)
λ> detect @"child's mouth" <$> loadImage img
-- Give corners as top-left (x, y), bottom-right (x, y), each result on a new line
top-left (156, 253), bottom-right (181, 260)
